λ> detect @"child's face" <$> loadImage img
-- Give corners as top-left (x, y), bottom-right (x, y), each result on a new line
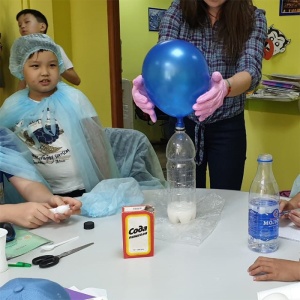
top-left (17, 14), bottom-right (46, 36)
top-left (23, 51), bottom-right (60, 101)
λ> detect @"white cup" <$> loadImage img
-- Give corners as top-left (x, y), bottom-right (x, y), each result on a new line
top-left (0, 228), bottom-right (8, 273)
top-left (262, 293), bottom-right (289, 300)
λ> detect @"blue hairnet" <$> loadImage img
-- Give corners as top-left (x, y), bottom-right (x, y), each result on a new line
top-left (9, 34), bottom-right (65, 80)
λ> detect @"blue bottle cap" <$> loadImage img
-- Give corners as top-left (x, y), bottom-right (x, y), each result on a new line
top-left (257, 154), bottom-right (273, 162)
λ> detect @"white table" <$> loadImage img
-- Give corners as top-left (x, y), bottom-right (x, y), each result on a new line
top-left (1, 189), bottom-right (299, 300)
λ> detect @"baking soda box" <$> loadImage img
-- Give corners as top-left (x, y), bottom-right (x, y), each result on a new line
top-left (122, 205), bottom-right (154, 258)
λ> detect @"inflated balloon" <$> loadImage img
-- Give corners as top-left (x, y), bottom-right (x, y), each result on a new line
top-left (142, 39), bottom-right (210, 120)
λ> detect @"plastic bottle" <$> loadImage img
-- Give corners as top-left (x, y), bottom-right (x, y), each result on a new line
top-left (248, 154), bottom-right (280, 253)
top-left (166, 124), bottom-right (196, 224)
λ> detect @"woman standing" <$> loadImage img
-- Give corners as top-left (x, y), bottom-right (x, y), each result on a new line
top-left (132, 0), bottom-right (267, 190)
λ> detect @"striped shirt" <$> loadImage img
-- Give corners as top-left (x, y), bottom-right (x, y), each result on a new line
top-left (159, 0), bottom-right (267, 125)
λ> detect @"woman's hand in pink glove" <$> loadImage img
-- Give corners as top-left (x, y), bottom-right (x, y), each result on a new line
top-left (132, 75), bottom-right (157, 123)
top-left (192, 72), bottom-right (229, 122)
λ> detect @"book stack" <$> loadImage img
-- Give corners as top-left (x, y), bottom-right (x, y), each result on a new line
top-left (247, 74), bottom-right (300, 101)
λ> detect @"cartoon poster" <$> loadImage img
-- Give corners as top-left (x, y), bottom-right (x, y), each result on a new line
top-left (263, 25), bottom-right (291, 60)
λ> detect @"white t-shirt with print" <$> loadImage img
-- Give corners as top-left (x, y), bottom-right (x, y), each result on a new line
top-left (15, 114), bottom-right (84, 194)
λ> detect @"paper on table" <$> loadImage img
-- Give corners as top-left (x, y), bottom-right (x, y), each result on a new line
top-left (68, 286), bottom-right (108, 300)
top-left (257, 282), bottom-right (300, 300)
top-left (65, 288), bottom-right (95, 300)
top-left (279, 219), bottom-right (300, 242)
top-left (5, 228), bottom-right (51, 260)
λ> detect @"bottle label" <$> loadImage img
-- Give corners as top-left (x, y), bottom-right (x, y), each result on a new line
top-left (248, 208), bottom-right (279, 241)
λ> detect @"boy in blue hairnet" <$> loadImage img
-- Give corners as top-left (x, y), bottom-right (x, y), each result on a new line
top-left (0, 34), bottom-right (120, 198)
top-left (0, 34), bottom-right (165, 216)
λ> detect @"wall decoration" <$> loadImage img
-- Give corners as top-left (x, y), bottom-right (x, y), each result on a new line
top-left (263, 25), bottom-right (291, 60)
top-left (148, 8), bottom-right (166, 31)
top-left (280, 0), bottom-right (300, 16)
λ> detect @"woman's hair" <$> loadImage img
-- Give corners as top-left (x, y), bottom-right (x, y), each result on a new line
top-left (180, 0), bottom-right (255, 61)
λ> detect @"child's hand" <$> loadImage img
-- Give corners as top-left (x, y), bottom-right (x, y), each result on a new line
top-left (49, 195), bottom-right (82, 219)
top-left (285, 209), bottom-right (300, 227)
top-left (61, 196), bottom-right (82, 215)
top-left (6, 202), bottom-right (56, 229)
top-left (280, 193), bottom-right (300, 226)
top-left (248, 256), bottom-right (300, 281)
top-left (279, 199), bottom-right (296, 212)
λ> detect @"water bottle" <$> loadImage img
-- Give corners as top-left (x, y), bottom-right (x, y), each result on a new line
top-left (166, 125), bottom-right (196, 224)
top-left (248, 154), bottom-right (280, 253)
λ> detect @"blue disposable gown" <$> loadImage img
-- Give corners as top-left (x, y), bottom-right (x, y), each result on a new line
top-left (0, 83), bottom-right (166, 216)
top-left (0, 127), bottom-right (50, 203)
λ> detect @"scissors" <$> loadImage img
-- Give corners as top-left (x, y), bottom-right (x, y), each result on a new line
top-left (32, 242), bottom-right (94, 268)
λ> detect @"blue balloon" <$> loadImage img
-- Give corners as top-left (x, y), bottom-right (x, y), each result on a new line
top-left (142, 39), bottom-right (210, 120)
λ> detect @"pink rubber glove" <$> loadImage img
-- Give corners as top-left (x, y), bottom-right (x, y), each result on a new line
top-left (192, 72), bottom-right (228, 122)
top-left (132, 75), bottom-right (157, 123)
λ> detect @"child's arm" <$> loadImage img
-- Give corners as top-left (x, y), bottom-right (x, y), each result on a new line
top-left (48, 195), bottom-right (82, 216)
top-left (58, 45), bottom-right (81, 85)
top-left (280, 193), bottom-right (300, 226)
top-left (61, 67), bottom-right (81, 86)
top-left (287, 193), bottom-right (300, 208)
top-left (8, 176), bottom-right (82, 224)
top-left (10, 175), bottom-right (81, 206)
top-left (10, 175), bottom-right (60, 204)
top-left (248, 256), bottom-right (300, 281)
top-left (10, 176), bottom-right (81, 210)
top-left (0, 202), bottom-right (58, 228)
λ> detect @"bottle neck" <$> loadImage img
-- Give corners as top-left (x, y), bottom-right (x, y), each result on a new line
top-left (175, 127), bottom-right (185, 132)
top-left (175, 117), bottom-right (185, 129)
top-left (256, 162), bottom-right (274, 179)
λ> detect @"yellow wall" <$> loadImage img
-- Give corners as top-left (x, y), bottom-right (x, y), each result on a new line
top-left (0, 0), bottom-right (112, 126)
top-left (245, 0), bottom-right (300, 192)
top-left (120, 0), bottom-right (171, 142)
top-left (65, 0), bottom-right (112, 126)
top-left (0, 0), bottom-right (55, 100)
top-left (0, 0), bottom-right (23, 100)
top-left (120, 0), bottom-right (300, 191)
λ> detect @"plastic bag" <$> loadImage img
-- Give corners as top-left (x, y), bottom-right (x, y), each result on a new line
top-left (143, 189), bottom-right (225, 246)
top-left (80, 177), bottom-right (144, 218)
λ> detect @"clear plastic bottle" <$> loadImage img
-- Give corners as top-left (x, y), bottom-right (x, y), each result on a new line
top-left (166, 124), bottom-right (196, 224)
top-left (248, 154), bottom-right (280, 253)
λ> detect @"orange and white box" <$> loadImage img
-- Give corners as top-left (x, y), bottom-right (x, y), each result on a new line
top-left (122, 205), bottom-right (154, 259)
